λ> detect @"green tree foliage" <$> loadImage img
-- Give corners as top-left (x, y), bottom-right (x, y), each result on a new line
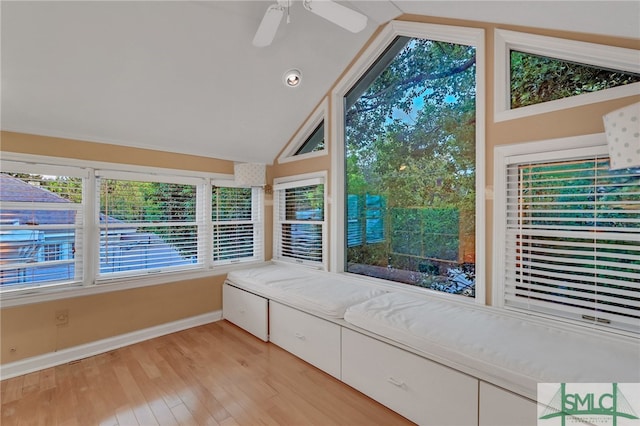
top-left (510, 51), bottom-right (640, 108)
top-left (345, 37), bottom-right (477, 285)
top-left (100, 179), bottom-right (197, 258)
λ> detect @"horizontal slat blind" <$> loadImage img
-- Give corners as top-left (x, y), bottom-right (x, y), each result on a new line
top-left (275, 182), bottom-right (325, 265)
top-left (504, 156), bottom-right (640, 332)
top-left (212, 186), bottom-right (261, 264)
top-left (97, 178), bottom-right (198, 278)
top-left (0, 172), bottom-right (83, 288)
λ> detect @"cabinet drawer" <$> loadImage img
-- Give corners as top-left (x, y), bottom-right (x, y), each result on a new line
top-left (222, 283), bottom-right (268, 341)
top-left (342, 328), bottom-right (478, 426)
top-left (269, 302), bottom-right (341, 379)
top-left (479, 382), bottom-right (537, 426)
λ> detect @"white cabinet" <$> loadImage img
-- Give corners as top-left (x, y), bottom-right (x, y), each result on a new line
top-left (342, 328), bottom-right (478, 426)
top-left (224, 281), bottom-right (539, 426)
top-left (222, 283), bottom-right (269, 341)
top-left (479, 382), bottom-right (537, 426)
top-left (269, 301), bottom-right (342, 379)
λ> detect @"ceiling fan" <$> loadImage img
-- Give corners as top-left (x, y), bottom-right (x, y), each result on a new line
top-left (252, 0), bottom-right (368, 47)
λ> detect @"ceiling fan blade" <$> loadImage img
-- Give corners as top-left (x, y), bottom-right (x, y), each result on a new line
top-left (252, 4), bottom-right (285, 47)
top-left (303, 0), bottom-right (367, 33)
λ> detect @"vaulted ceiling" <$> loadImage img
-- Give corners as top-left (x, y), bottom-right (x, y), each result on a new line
top-left (2, 1), bottom-right (638, 164)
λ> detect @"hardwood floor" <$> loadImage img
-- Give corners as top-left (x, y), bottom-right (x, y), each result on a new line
top-left (1, 320), bottom-right (414, 425)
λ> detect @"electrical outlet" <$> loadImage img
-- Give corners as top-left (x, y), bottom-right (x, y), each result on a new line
top-left (55, 309), bottom-right (69, 326)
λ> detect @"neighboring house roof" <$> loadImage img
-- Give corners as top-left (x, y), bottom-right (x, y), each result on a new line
top-left (0, 173), bottom-right (121, 226)
top-left (0, 173), bottom-right (192, 285)
top-left (0, 173), bottom-right (71, 203)
top-left (0, 173), bottom-right (75, 225)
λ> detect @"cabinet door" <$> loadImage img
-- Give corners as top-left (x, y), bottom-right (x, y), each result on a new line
top-left (479, 382), bottom-right (537, 426)
top-left (342, 328), bottom-right (478, 426)
top-left (269, 302), bottom-right (342, 379)
top-left (222, 284), bottom-right (268, 341)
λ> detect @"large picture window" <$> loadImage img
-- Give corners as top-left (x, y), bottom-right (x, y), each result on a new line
top-left (341, 23), bottom-right (483, 298)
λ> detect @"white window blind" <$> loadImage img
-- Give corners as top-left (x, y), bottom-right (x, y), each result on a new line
top-left (504, 155), bottom-right (640, 333)
top-left (212, 186), bottom-right (262, 264)
top-left (274, 180), bottom-right (325, 266)
top-left (97, 176), bottom-right (200, 278)
top-left (0, 168), bottom-right (84, 289)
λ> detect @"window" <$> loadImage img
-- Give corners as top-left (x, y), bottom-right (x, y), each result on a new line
top-left (97, 172), bottom-right (201, 278)
top-left (495, 135), bottom-right (640, 334)
top-left (294, 122), bottom-right (324, 156)
top-left (1, 156), bottom-right (265, 299)
top-left (212, 186), bottom-right (262, 264)
top-left (510, 50), bottom-right (640, 109)
top-left (278, 98), bottom-right (328, 163)
top-left (335, 21), bottom-right (484, 299)
top-left (273, 174), bottom-right (326, 268)
top-left (495, 29), bottom-right (640, 121)
top-left (0, 167), bottom-right (85, 289)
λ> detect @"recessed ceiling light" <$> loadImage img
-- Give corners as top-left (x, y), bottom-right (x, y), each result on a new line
top-left (283, 69), bottom-right (302, 88)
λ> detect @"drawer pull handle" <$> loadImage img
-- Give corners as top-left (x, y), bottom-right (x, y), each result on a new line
top-left (294, 332), bottom-right (306, 340)
top-left (387, 377), bottom-right (406, 388)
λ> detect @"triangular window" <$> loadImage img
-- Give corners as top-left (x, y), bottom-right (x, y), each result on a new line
top-left (278, 98), bottom-right (328, 163)
top-left (494, 29), bottom-right (640, 121)
top-left (294, 122), bottom-right (324, 155)
top-left (510, 50), bottom-right (640, 109)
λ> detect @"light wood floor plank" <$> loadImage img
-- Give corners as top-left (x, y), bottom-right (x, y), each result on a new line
top-left (1, 320), bottom-right (414, 425)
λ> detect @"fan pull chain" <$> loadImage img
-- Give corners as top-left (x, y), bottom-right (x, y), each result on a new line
top-left (286, 0), bottom-right (291, 24)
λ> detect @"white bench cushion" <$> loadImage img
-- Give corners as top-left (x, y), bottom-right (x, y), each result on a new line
top-left (344, 292), bottom-right (640, 395)
top-left (226, 263), bottom-right (314, 287)
top-left (226, 263), bottom-right (386, 318)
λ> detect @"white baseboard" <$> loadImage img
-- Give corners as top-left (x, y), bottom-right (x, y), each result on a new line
top-left (0, 310), bottom-right (222, 380)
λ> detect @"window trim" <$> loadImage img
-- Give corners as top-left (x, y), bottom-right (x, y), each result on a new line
top-left (0, 161), bottom-right (89, 291)
top-left (0, 152), bottom-right (266, 307)
top-left (211, 185), bottom-right (264, 266)
top-left (278, 98), bottom-right (329, 164)
top-left (494, 29), bottom-right (640, 122)
top-left (492, 132), bottom-right (639, 336)
top-left (330, 20), bottom-right (486, 304)
top-left (272, 171), bottom-right (327, 270)
top-left (94, 173), bottom-right (204, 282)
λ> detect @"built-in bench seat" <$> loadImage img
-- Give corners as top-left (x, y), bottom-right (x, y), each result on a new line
top-left (224, 262), bottom-right (386, 379)
top-left (222, 263), bottom-right (640, 425)
top-left (344, 291), bottom-right (640, 400)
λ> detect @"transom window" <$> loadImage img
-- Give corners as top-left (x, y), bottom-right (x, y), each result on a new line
top-left (510, 50), bottom-right (640, 109)
top-left (294, 122), bottom-right (325, 156)
top-left (494, 29), bottom-right (640, 121)
top-left (278, 98), bottom-right (328, 164)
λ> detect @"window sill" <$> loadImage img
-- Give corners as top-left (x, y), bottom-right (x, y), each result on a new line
top-left (0, 261), bottom-right (270, 308)
top-left (336, 271), bottom-right (484, 306)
